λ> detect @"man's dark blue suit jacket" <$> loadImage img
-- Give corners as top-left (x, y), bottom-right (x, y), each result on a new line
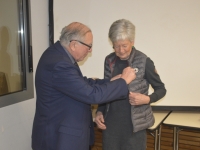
top-left (32, 41), bottom-right (128, 150)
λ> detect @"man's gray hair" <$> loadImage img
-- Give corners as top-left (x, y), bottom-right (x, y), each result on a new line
top-left (109, 19), bottom-right (135, 43)
top-left (60, 22), bottom-right (91, 46)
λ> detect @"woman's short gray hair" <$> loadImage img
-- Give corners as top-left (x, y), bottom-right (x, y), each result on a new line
top-left (60, 22), bottom-right (91, 46)
top-left (109, 19), bottom-right (135, 43)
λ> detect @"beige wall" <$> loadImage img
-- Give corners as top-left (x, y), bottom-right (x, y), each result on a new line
top-left (54, 0), bottom-right (200, 107)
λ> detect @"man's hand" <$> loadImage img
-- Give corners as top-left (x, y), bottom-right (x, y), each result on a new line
top-left (121, 67), bottom-right (136, 84)
top-left (94, 111), bottom-right (106, 130)
top-left (110, 74), bottom-right (121, 81)
top-left (129, 92), bottom-right (150, 105)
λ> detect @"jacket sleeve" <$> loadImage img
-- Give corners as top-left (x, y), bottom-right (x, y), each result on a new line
top-left (83, 77), bottom-right (110, 86)
top-left (52, 61), bottom-right (128, 105)
top-left (145, 58), bottom-right (167, 103)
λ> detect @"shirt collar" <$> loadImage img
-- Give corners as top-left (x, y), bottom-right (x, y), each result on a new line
top-left (61, 45), bottom-right (76, 64)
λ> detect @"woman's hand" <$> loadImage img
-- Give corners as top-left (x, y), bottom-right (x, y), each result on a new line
top-left (95, 111), bottom-right (106, 130)
top-left (129, 92), bottom-right (150, 105)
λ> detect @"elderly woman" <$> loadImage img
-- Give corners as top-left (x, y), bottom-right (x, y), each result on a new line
top-left (95, 19), bottom-right (166, 150)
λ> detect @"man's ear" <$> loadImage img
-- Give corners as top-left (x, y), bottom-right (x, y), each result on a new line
top-left (69, 41), bottom-right (76, 51)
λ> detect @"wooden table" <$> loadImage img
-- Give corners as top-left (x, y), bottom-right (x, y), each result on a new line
top-left (147, 111), bottom-right (171, 150)
top-left (163, 111), bottom-right (200, 150)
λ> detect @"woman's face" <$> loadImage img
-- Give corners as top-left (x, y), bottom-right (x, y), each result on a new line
top-left (113, 39), bottom-right (134, 60)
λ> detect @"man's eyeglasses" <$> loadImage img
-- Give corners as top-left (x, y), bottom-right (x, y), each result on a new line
top-left (70, 40), bottom-right (92, 50)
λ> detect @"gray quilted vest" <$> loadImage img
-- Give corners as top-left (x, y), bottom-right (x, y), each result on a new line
top-left (105, 47), bottom-right (155, 132)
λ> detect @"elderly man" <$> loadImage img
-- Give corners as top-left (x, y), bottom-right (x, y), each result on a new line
top-left (32, 22), bottom-right (136, 150)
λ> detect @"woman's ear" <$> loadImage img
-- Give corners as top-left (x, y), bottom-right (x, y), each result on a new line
top-left (131, 41), bottom-right (134, 46)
